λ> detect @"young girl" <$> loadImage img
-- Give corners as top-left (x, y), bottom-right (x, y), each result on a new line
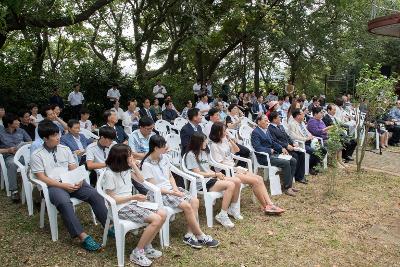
top-left (141, 135), bottom-right (219, 248)
top-left (209, 122), bottom-right (285, 215)
top-left (186, 132), bottom-right (241, 228)
top-left (103, 144), bottom-right (166, 266)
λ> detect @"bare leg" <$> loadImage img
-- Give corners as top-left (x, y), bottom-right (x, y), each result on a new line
top-left (225, 176), bottom-right (241, 202)
top-left (209, 180), bottom-right (235, 210)
top-left (137, 213), bottom-right (164, 249)
top-left (179, 201), bottom-right (203, 236)
top-left (236, 173), bottom-right (268, 208)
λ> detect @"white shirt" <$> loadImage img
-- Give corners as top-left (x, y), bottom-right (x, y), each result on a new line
top-left (141, 155), bottom-right (172, 190)
top-left (195, 101), bottom-right (210, 114)
top-left (122, 109), bottom-right (140, 127)
top-left (204, 121), bottom-right (214, 137)
top-left (30, 145), bottom-right (75, 181)
top-left (68, 91), bottom-right (84, 106)
top-left (210, 139), bottom-right (235, 167)
top-left (102, 168), bottom-right (134, 210)
top-left (30, 114), bottom-right (43, 125)
top-left (153, 85), bottom-right (167, 98)
top-left (193, 83), bottom-right (201, 95)
top-left (79, 119), bottom-right (92, 130)
top-left (111, 107), bottom-right (125, 120)
top-left (86, 141), bottom-right (116, 174)
top-left (107, 88), bottom-right (120, 101)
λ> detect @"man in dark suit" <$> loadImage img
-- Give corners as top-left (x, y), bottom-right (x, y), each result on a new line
top-left (180, 108), bottom-right (203, 155)
top-left (60, 119), bottom-right (93, 164)
top-left (323, 104), bottom-right (356, 162)
top-left (251, 114), bottom-right (298, 196)
top-left (268, 111), bottom-right (306, 184)
top-left (162, 100), bottom-right (179, 123)
top-left (102, 110), bottom-right (128, 144)
top-left (251, 95), bottom-right (268, 120)
top-left (139, 98), bottom-right (157, 122)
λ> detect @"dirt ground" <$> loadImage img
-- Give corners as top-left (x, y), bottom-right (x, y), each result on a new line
top-left (0, 166), bottom-right (399, 267)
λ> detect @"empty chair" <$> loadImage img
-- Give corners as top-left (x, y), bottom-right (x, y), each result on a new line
top-left (13, 144), bottom-right (33, 215)
top-left (154, 120), bottom-right (172, 137)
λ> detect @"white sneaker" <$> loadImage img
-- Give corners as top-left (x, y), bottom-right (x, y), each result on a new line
top-left (227, 206), bottom-right (244, 220)
top-left (130, 249), bottom-right (152, 266)
top-left (144, 244), bottom-right (162, 259)
top-left (215, 212), bottom-right (235, 228)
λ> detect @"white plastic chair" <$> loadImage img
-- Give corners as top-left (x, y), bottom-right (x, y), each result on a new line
top-left (295, 140), bottom-right (310, 175)
top-left (240, 117), bottom-right (257, 128)
top-left (315, 137), bottom-right (328, 169)
top-left (165, 133), bottom-right (182, 166)
top-left (13, 144), bottom-right (33, 215)
top-left (80, 128), bottom-right (99, 140)
top-left (157, 163), bottom-right (197, 247)
top-left (173, 117), bottom-right (188, 131)
top-left (96, 170), bottom-right (163, 267)
top-left (155, 120), bottom-right (172, 137)
top-left (30, 170), bottom-right (98, 241)
top-left (181, 154), bottom-right (233, 228)
top-left (0, 153), bottom-right (10, 196)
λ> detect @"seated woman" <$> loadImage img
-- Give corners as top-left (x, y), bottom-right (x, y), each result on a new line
top-left (225, 104), bottom-right (242, 130)
top-left (141, 135), bottom-right (219, 248)
top-left (186, 132), bottom-right (241, 228)
top-left (307, 106), bottom-right (345, 168)
top-left (103, 144), bottom-right (166, 266)
top-left (209, 122), bottom-right (285, 215)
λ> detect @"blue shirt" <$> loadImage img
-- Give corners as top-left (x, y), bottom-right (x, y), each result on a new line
top-left (128, 129), bottom-right (155, 153)
top-left (0, 128), bottom-right (31, 150)
top-left (389, 107), bottom-right (400, 121)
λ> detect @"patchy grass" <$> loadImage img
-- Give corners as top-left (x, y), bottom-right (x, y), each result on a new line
top-left (0, 169), bottom-right (399, 266)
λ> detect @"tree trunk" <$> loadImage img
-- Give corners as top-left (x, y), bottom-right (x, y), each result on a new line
top-left (253, 38), bottom-right (260, 95)
top-left (195, 46), bottom-right (204, 81)
top-left (32, 31), bottom-right (48, 79)
top-left (241, 40), bottom-right (247, 92)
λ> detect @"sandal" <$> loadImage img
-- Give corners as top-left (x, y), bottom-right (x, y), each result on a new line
top-left (264, 204), bottom-right (285, 215)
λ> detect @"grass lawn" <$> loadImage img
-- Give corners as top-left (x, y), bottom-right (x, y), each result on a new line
top-left (0, 168), bottom-right (399, 266)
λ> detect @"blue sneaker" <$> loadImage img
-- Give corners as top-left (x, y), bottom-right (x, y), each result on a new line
top-left (82, 235), bottom-right (102, 251)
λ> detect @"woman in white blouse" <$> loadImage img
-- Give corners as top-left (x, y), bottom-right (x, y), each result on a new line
top-left (209, 122), bottom-right (284, 215)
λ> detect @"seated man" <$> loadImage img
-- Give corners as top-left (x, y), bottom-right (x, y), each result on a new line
top-left (162, 99), bottom-right (179, 123)
top-left (268, 111), bottom-right (306, 184)
top-left (34, 105), bottom-right (67, 140)
top-left (180, 108), bottom-right (203, 155)
top-left (122, 99), bottom-right (140, 132)
top-left (128, 117), bottom-right (155, 160)
top-left (251, 114), bottom-right (298, 196)
top-left (0, 113), bottom-right (32, 201)
top-left (195, 94), bottom-right (211, 115)
top-left (102, 110), bottom-right (128, 144)
top-left (60, 119), bottom-right (93, 165)
top-left (79, 108), bottom-right (94, 131)
top-left (288, 109), bottom-right (327, 174)
top-left (31, 122), bottom-right (107, 251)
top-left (251, 95), bottom-right (267, 120)
top-left (18, 110), bottom-right (36, 140)
top-left (323, 104), bottom-right (357, 162)
top-left (139, 98), bottom-right (157, 122)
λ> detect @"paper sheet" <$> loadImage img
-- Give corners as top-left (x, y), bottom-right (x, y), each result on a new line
top-left (59, 165), bottom-right (88, 184)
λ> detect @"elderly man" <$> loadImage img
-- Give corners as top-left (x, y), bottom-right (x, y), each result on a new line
top-left (268, 111), bottom-right (306, 184)
top-left (0, 113), bottom-right (32, 201)
top-left (251, 114), bottom-right (298, 196)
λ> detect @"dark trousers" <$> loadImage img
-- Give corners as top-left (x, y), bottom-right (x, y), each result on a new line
top-left (48, 181), bottom-right (107, 238)
top-left (235, 144), bottom-right (251, 168)
top-left (305, 144), bottom-right (327, 171)
top-left (289, 151), bottom-right (305, 181)
top-left (131, 179), bottom-right (149, 195)
top-left (257, 154), bottom-right (296, 189)
top-left (387, 125), bottom-right (400, 145)
top-left (71, 104), bottom-right (82, 120)
top-left (343, 139), bottom-right (357, 159)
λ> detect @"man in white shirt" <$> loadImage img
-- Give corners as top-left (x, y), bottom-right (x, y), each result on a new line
top-left (106, 83), bottom-right (120, 108)
top-left (122, 99), bottom-right (140, 132)
top-left (206, 79), bottom-right (213, 102)
top-left (31, 121), bottom-right (107, 251)
top-left (110, 100), bottom-right (125, 122)
top-left (193, 79), bottom-right (202, 103)
top-left (195, 94), bottom-right (211, 115)
top-left (128, 117), bottom-right (155, 159)
top-left (68, 83), bottom-right (84, 119)
top-left (204, 108), bottom-right (220, 137)
top-left (153, 79), bottom-right (167, 106)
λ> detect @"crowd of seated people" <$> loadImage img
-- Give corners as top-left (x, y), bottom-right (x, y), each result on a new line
top-left (1, 85), bottom-right (400, 266)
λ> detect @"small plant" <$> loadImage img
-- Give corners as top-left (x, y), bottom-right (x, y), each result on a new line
top-left (355, 64), bottom-right (396, 172)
